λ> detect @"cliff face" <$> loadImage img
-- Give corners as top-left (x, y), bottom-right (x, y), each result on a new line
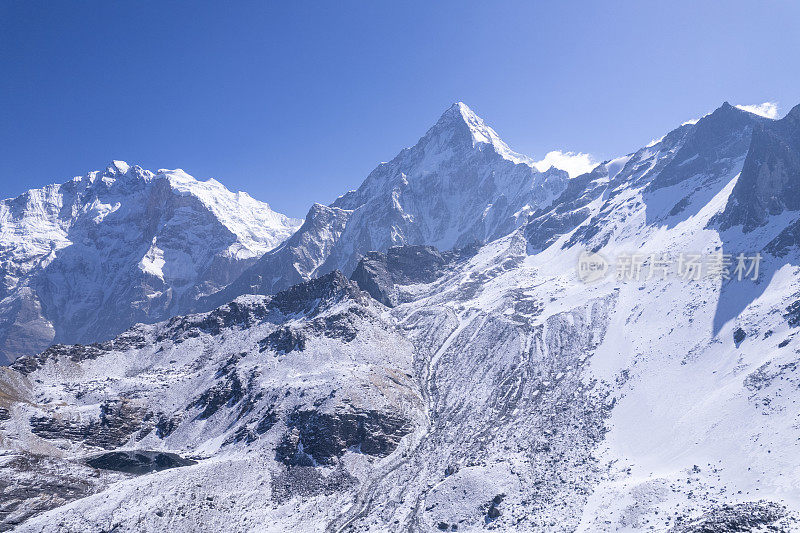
top-left (0, 161), bottom-right (300, 363)
top-left (719, 104), bottom-right (800, 232)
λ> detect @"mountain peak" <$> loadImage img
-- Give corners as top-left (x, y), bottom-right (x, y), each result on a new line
top-left (434, 101), bottom-right (497, 140)
top-left (708, 101), bottom-right (744, 119)
top-left (438, 101), bottom-right (475, 122)
top-left (106, 160), bottom-right (131, 175)
top-left (92, 160), bottom-right (155, 185)
top-left (428, 102), bottom-right (532, 165)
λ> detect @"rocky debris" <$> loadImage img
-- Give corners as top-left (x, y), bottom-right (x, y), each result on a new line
top-left (669, 501), bottom-right (787, 532)
top-left (255, 409), bottom-right (278, 434)
top-left (156, 298), bottom-right (274, 343)
top-left (29, 399), bottom-right (152, 449)
top-left (784, 299), bottom-right (800, 327)
top-left (743, 360), bottom-right (800, 392)
top-left (307, 306), bottom-right (368, 342)
top-left (275, 409), bottom-right (412, 466)
top-left (485, 494), bottom-right (505, 521)
top-left (6, 101), bottom-right (800, 530)
top-left (351, 245), bottom-right (476, 306)
top-left (12, 342), bottom-right (105, 375)
top-left (258, 326), bottom-right (306, 354)
top-left (85, 451), bottom-right (196, 475)
top-left (192, 371), bottom-right (244, 420)
top-left (226, 425), bottom-right (258, 445)
top-left (391, 297), bottom-right (617, 531)
top-left (226, 407), bottom-right (279, 446)
top-left (0, 453), bottom-right (109, 531)
top-left (10, 330), bottom-right (149, 374)
top-left (259, 305), bottom-right (370, 355)
top-left (270, 464), bottom-right (358, 503)
top-left (196, 271), bottom-right (365, 336)
top-left (155, 413), bottom-right (183, 439)
top-left (270, 270), bottom-right (366, 317)
top-left (733, 328), bottom-right (746, 346)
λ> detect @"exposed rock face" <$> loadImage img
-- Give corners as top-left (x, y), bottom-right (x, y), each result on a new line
top-left (275, 409), bottom-right (412, 466)
top-left (0, 453), bottom-right (112, 532)
top-left (350, 245), bottom-right (476, 306)
top-left (258, 326), bottom-right (306, 354)
top-left (29, 399), bottom-right (152, 449)
top-left (0, 271), bottom-right (421, 530)
top-left (648, 102), bottom-right (765, 192)
top-left (269, 270), bottom-right (366, 316)
top-left (10, 330), bottom-right (147, 374)
top-left (200, 203), bottom-right (351, 311)
top-left (201, 103), bottom-right (568, 305)
top-left (719, 104), bottom-right (800, 232)
top-left (192, 371), bottom-right (245, 420)
top-left (524, 165), bottom-right (610, 252)
top-left (765, 217), bottom-right (800, 257)
top-left (0, 161), bottom-right (300, 364)
top-left (325, 103), bottom-right (567, 275)
top-left (526, 102), bottom-right (766, 255)
top-left (5, 101), bottom-right (800, 531)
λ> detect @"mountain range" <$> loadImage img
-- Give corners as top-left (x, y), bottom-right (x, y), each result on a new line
top-left (2, 101), bottom-right (800, 531)
top-left (0, 162), bottom-right (301, 364)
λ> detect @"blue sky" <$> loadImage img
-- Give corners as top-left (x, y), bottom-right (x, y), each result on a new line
top-left (1, 1), bottom-right (798, 218)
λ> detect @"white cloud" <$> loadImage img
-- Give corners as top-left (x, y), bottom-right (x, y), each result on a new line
top-left (735, 102), bottom-right (779, 119)
top-left (533, 150), bottom-right (598, 178)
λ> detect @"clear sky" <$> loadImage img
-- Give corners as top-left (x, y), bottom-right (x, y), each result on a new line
top-left (2, 1), bottom-right (799, 218)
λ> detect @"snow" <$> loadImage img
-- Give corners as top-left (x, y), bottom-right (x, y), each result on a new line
top-left (452, 102), bottom-right (535, 165)
top-left (604, 154), bottom-right (632, 180)
top-left (110, 160), bottom-right (130, 174)
top-left (138, 238), bottom-right (166, 279)
top-left (162, 168), bottom-right (302, 257)
top-left (4, 100), bottom-right (800, 531)
top-left (0, 162), bottom-right (301, 363)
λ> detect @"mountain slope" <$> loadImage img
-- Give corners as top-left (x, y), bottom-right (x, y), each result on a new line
top-left (200, 103), bottom-right (569, 309)
top-left (4, 102), bottom-right (800, 532)
top-left (525, 101), bottom-right (769, 253)
top-left (0, 162), bottom-right (301, 363)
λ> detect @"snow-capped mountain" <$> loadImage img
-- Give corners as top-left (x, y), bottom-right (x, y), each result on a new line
top-left (0, 161), bottom-right (301, 364)
top-left (200, 103), bottom-right (569, 309)
top-left (4, 101), bottom-right (800, 532)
